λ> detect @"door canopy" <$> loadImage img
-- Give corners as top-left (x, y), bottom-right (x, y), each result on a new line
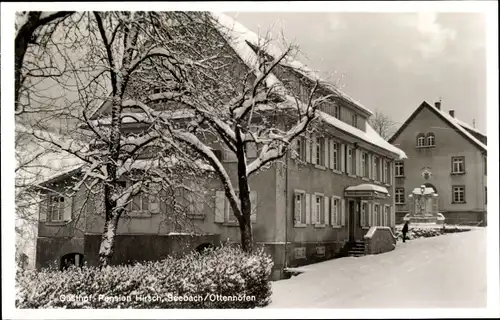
top-left (344, 184), bottom-right (390, 199)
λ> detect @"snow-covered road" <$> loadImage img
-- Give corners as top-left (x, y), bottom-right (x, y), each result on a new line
top-left (268, 229), bottom-right (486, 308)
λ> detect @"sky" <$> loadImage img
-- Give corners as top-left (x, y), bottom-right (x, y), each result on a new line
top-left (225, 11), bottom-right (487, 133)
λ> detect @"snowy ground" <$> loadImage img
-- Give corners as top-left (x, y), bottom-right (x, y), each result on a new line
top-left (268, 228), bottom-right (486, 308)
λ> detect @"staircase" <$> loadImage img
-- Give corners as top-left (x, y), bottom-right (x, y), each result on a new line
top-left (347, 240), bottom-right (366, 257)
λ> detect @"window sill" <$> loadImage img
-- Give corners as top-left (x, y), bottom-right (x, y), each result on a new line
top-left (294, 223), bottom-right (307, 228)
top-left (373, 180), bottom-right (381, 185)
top-left (450, 172), bottom-right (466, 175)
top-left (384, 183), bottom-right (391, 187)
top-left (416, 145), bottom-right (436, 149)
top-left (223, 222), bottom-right (239, 227)
top-left (395, 176), bottom-right (405, 179)
top-left (314, 224), bottom-right (326, 228)
top-left (45, 221), bottom-right (70, 226)
top-left (315, 165), bottom-right (327, 170)
top-left (451, 202), bottom-right (467, 204)
top-left (332, 169), bottom-right (343, 175)
top-left (395, 203), bottom-right (405, 205)
top-left (362, 227), bottom-right (370, 230)
top-left (331, 225), bottom-right (342, 229)
top-left (348, 174), bottom-right (357, 178)
top-left (361, 177), bottom-right (370, 181)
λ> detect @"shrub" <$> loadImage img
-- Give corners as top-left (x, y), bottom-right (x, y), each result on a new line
top-left (16, 245), bottom-right (273, 309)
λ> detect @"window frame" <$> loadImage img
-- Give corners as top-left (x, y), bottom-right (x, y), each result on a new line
top-left (426, 133), bottom-right (435, 147)
top-left (395, 161), bottom-right (404, 177)
top-left (331, 196), bottom-right (341, 227)
top-left (451, 156), bottom-right (466, 174)
top-left (395, 188), bottom-right (405, 204)
top-left (315, 193), bottom-right (325, 226)
top-left (416, 134), bottom-right (426, 147)
top-left (452, 185), bottom-right (466, 204)
top-left (332, 141), bottom-right (339, 170)
top-left (48, 194), bottom-right (65, 222)
top-left (294, 190), bottom-right (307, 225)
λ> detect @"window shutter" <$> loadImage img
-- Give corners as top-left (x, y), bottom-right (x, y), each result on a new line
top-left (368, 154), bottom-right (372, 179)
top-left (323, 140), bottom-right (328, 167)
top-left (368, 203), bottom-right (372, 226)
top-left (305, 193), bottom-right (311, 224)
top-left (311, 134), bottom-right (317, 165)
top-left (214, 191), bottom-right (225, 223)
top-left (355, 149), bottom-right (361, 176)
top-left (39, 196), bottom-right (48, 222)
top-left (324, 196), bottom-right (329, 225)
top-left (346, 146), bottom-right (351, 174)
top-left (340, 144), bottom-right (346, 172)
top-left (329, 140), bottom-right (334, 169)
top-left (250, 191), bottom-right (257, 223)
top-left (63, 196), bottom-right (73, 221)
top-left (330, 197), bottom-right (335, 225)
top-left (383, 159), bottom-right (387, 182)
top-left (305, 135), bottom-right (311, 163)
top-left (312, 194), bottom-right (318, 223)
top-left (341, 199), bottom-right (346, 226)
top-left (294, 192), bottom-right (301, 224)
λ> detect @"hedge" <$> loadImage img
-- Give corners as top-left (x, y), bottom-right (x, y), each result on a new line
top-left (16, 245), bottom-right (273, 309)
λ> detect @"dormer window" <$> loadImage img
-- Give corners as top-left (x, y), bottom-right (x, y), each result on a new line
top-left (426, 133), bottom-right (435, 146)
top-left (416, 134), bottom-right (426, 147)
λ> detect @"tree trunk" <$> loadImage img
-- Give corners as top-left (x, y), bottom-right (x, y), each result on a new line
top-left (240, 216), bottom-right (253, 253)
top-left (98, 212), bottom-right (119, 268)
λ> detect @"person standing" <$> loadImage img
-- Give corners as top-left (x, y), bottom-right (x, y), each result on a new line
top-left (402, 221), bottom-right (409, 243)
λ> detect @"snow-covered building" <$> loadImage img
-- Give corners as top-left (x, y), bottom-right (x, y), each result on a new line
top-left (34, 13), bottom-right (406, 279)
top-left (389, 101), bottom-right (487, 226)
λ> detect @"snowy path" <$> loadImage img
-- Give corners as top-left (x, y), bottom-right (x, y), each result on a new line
top-left (268, 229), bottom-right (486, 308)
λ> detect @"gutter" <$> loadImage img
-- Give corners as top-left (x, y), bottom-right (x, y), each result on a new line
top-left (284, 152), bottom-right (289, 270)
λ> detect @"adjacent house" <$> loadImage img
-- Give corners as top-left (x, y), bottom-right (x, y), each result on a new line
top-left (34, 13), bottom-right (406, 280)
top-left (389, 101), bottom-right (487, 226)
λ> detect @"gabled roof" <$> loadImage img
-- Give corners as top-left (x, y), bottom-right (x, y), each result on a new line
top-left (389, 101), bottom-right (487, 153)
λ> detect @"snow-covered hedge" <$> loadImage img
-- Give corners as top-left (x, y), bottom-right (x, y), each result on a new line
top-left (394, 227), bottom-right (443, 242)
top-left (16, 245), bottom-right (273, 309)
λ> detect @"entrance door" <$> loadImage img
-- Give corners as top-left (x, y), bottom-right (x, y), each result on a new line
top-left (348, 200), bottom-right (356, 242)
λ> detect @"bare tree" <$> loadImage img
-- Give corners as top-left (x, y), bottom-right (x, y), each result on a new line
top-left (368, 110), bottom-right (397, 141)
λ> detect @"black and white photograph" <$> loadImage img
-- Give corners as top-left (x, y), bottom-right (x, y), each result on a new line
top-left (1, 1), bottom-right (499, 318)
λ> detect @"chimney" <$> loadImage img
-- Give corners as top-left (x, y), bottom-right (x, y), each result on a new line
top-left (449, 110), bottom-right (455, 118)
top-left (434, 101), bottom-right (441, 110)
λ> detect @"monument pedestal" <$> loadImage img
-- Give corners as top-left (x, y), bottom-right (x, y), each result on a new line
top-left (404, 185), bottom-right (444, 226)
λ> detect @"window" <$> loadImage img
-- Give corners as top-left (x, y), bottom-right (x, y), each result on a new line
top-left (452, 186), bottom-right (466, 203)
top-left (360, 201), bottom-right (368, 227)
top-left (373, 204), bottom-right (380, 226)
top-left (351, 114), bottom-right (358, 127)
top-left (294, 191), bottom-right (307, 225)
top-left (416, 134), bottom-right (426, 147)
top-left (331, 197), bottom-right (341, 226)
top-left (333, 104), bottom-right (339, 119)
top-left (451, 156), bottom-right (465, 174)
top-left (295, 137), bottom-right (307, 161)
top-left (426, 133), bottom-right (435, 146)
top-left (48, 195), bottom-right (65, 222)
top-left (395, 161), bottom-right (404, 177)
top-left (395, 188), bottom-right (405, 204)
top-left (384, 205), bottom-right (390, 227)
top-left (361, 152), bottom-right (368, 177)
top-left (373, 156), bottom-right (380, 181)
top-left (347, 147), bottom-right (353, 175)
top-left (316, 137), bottom-right (325, 166)
top-left (383, 160), bottom-right (391, 183)
top-left (332, 142), bottom-right (340, 170)
top-left (315, 194), bottom-right (325, 224)
top-left (222, 145), bottom-right (237, 162)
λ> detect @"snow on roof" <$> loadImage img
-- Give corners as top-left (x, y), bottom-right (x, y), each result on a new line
top-left (89, 110), bottom-right (194, 126)
top-left (429, 104), bottom-right (487, 151)
top-left (319, 111), bottom-right (407, 159)
top-left (213, 12), bottom-right (373, 116)
top-left (345, 184), bottom-right (389, 194)
top-left (453, 117), bottom-right (486, 138)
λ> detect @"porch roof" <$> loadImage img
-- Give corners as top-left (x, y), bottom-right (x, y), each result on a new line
top-left (345, 184), bottom-right (389, 194)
